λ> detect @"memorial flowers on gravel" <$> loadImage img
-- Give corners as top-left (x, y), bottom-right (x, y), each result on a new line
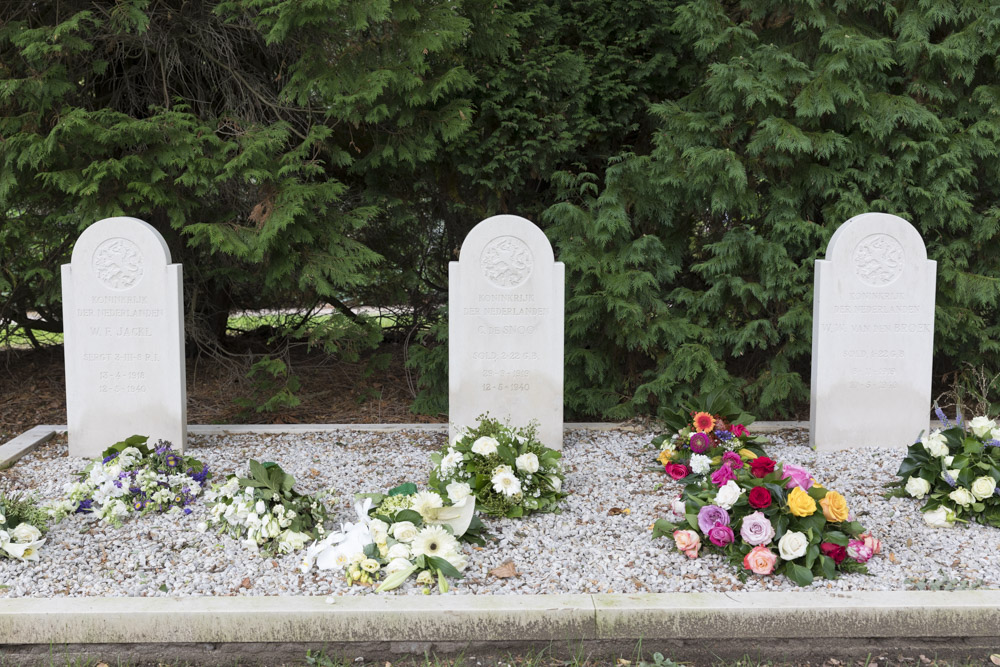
top-left (430, 415), bottom-right (566, 517)
top-left (204, 459), bottom-right (331, 556)
top-left (0, 490), bottom-right (51, 561)
top-left (59, 435), bottom-right (210, 527)
top-left (890, 410), bottom-right (1000, 528)
top-left (300, 483), bottom-right (483, 593)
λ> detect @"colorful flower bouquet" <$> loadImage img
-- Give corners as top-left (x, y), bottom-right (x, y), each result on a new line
top-left (205, 459), bottom-right (332, 556)
top-left (62, 435), bottom-right (210, 527)
top-left (653, 456), bottom-right (880, 586)
top-left (890, 411), bottom-right (1000, 528)
top-left (430, 415), bottom-right (566, 518)
top-left (300, 483), bottom-right (482, 593)
top-left (0, 490), bottom-right (51, 561)
top-left (652, 392), bottom-right (768, 481)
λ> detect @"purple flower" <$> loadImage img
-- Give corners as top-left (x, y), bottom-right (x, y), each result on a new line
top-left (165, 454), bottom-right (180, 468)
top-left (710, 463), bottom-right (737, 487)
top-left (781, 464), bottom-right (814, 490)
top-left (183, 508), bottom-right (192, 515)
top-left (740, 511), bottom-right (775, 546)
top-left (102, 453), bottom-right (119, 464)
top-left (75, 499), bottom-right (95, 514)
top-left (988, 440), bottom-right (1000, 449)
top-left (934, 405), bottom-right (949, 428)
top-left (707, 522), bottom-right (735, 547)
top-left (697, 504), bottom-right (731, 533)
top-left (689, 432), bottom-right (712, 454)
top-left (715, 429), bottom-right (733, 442)
top-left (942, 471), bottom-right (957, 487)
top-left (721, 451), bottom-right (743, 470)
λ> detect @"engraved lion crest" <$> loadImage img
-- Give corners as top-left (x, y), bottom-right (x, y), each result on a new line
top-left (481, 236), bottom-right (533, 288)
top-left (93, 238), bottom-right (144, 290)
top-left (852, 234), bottom-right (904, 287)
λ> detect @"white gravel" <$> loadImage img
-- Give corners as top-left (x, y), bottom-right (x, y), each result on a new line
top-left (0, 427), bottom-right (996, 598)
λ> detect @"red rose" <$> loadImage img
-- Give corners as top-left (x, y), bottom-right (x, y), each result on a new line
top-left (749, 457), bottom-right (776, 478)
top-left (748, 486), bottom-right (772, 509)
top-left (665, 463), bottom-right (689, 480)
top-left (820, 542), bottom-right (847, 564)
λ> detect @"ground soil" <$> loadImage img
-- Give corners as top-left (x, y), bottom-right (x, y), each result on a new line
top-left (0, 342), bottom-right (443, 444)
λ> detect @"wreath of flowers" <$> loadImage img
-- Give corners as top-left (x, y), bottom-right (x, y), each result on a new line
top-left (0, 490), bottom-right (51, 561)
top-left (890, 409), bottom-right (1000, 528)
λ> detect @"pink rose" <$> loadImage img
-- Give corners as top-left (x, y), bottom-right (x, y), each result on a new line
top-left (781, 464), bottom-right (814, 490)
top-left (731, 424), bottom-right (749, 438)
top-left (722, 451), bottom-right (744, 470)
top-left (859, 532), bottom-right (881, 555)
top-left (707, 522), bottom-right (735, 548)
top-left (846, 539), bottom-right (874, 564)
top-left (673, 529), bottom-right (701, 559)
top-left (710, 463), bottom-right (736, 487)
top-left (739, 511), bottom-right (775, 546)
top-left (743, 545), bottom-right (777, 575)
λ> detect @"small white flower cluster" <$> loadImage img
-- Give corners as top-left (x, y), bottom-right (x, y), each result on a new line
top-left (0, 514), bottom-right (45, 562)
top-left (205, 476), bottom-right (319, 554)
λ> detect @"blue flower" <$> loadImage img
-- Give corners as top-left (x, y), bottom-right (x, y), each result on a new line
top-left (943, 471), bottom-right (957, 488)
top-left (133, 499), bottom-right (146, 511)
top-left (102, 453), bottom-right (119, 464)
top-left (715, 430), bottom-right (733, 441)
top-left (75, 499), bottom-right (94, 514)
top-left (934, 405), bottom-right (950, 428)
top-left (183, 508), bottom-right (192, 515)
top-left (165, 454), bottom-right (180, 468)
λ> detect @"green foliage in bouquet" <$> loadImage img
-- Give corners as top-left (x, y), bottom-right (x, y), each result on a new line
top-left (359, 482), bottom-right (487, 547)
top-left (206, 460), bottom-right (332, 556)
top-left (890, 412), bottom-right (1000, 528)
top-left (429, 416), bottom-right (566, 518)
top-left (653, 456), bottom-right (880, 587)
top-left (0, 489), bottom-right (51, 561)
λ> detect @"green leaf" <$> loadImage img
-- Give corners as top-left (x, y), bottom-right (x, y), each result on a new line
top-left (652, 519), bottom-right (678, 539)
top-left (784, 562), bottom-right (814, 587)
top-left (426, 555), bottom-right (463, 579)
top-left (394, 509), bottom-right (423, 525)
top-left (388, 483), bottom-right (418, 497)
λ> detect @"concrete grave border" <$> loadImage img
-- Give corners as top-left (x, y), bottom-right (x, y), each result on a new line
top-left (2, 423), bottom-right (996, 665)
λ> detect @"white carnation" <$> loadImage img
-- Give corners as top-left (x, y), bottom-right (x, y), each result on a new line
top-left (689, 454), bottom-right (711, 475)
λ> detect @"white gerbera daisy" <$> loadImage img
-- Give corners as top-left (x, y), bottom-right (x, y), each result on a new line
top-left (491, 469), bottom-right (522, 497)
top-left (411, 525), bottom-right (458, 559)
top-left (410, 490), bottom-right (444, 520)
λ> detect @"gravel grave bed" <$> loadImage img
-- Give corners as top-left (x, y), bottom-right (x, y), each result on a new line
top-left (0, 427), bottom-right (996, 598)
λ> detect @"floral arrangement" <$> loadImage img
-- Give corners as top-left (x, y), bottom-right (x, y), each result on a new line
top-left (204, 459), bottom-right (332, 556)
top-left (430, 415), bottom-right (566, 517)
top-left (0, 490), bottom-right (51, 561)
top-left (61, 435), bottom-right (210, 527)
top-left (890, 410), bottom-right (1000, 528)
top-left (300, 483), bottom-right (481, 593)
top-left (652, 392), bottom-right (768, 481)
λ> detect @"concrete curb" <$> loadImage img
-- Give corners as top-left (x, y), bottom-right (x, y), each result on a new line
top-left (0, 592), bottom-right (998, 665)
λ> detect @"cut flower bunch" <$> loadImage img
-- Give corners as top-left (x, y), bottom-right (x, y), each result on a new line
top-left (204, 459), bottom-right (332, 556)
top-left (430, 415), bottom-right (566, 517)
top-left (652, 398), bottom-right (880, 586)
top-left (891, 409), bottom-right (1000, 528)
top-left (300, 483), bottom-right (482, 593)
top-left (60, 435), bottom-right (210, 527)
top-left (0, 490), bottom-right (51, 561)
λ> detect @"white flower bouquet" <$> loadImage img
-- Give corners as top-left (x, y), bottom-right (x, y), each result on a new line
top-left (300, 483), bottom-right (483, 593)
top-left (60, 435), bottom-right (210, 527)
top-left (430, 415), bottom-right (566, 518)
top-left (0, 490), bottom-right (51, 561)
top-left (205, 460), bottom-right (332, 556)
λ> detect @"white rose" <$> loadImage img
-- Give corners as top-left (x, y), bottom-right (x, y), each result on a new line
top-left (671, 496), bottom-right (687, 517)
top-left (943, 456), bottom-right (955, 467)
top-left (778, 531), bottom-right (808, 561)
top-left (445, 481), bottom-right (473, 503)
top-left (942, 469), bottom-right (962, 485)
top-left (713, 480), bottom-right (743, 510)
top-left (549, 475), bottom-right (562, 492)
top-left (392, 521), bottom-right (419, 543)
top-left (905, 476), bottom-right (931, 499)
top-left (949, 487), bottom-right (975, 508)
top-left (368, 518), bottom-right (389, 543)
top-left (471, 436), bottom-right (499, 456)
top-left (515, 453), bottom-right (539, 474)
top-left (10, 523), bottom-right (42, 543)
top-left (969, 416), bottom-right (996, 439)
top-left (690, 454), bottom-right (711, 475)
top-left (387, 543), bottom-right (411, 560)
top-left (990, 427), bottom-right (1000, 442)
top-left (384, 557), bottom-right (414, 575)
top-left (971, 476), bottom-right (997, 501)
top-left (195, 521), bottom-right (209, 533)
top-left (923, 506), bottom-right (954, 528)
top-left (921, 431), bottom-right (949, 458)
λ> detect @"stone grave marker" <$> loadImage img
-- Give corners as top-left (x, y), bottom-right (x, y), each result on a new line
top-left (449, 215), bottom-right (565, 449)
top-left (62, 217), bottom-right (186, 457)
top-left (810, 212), bottom-right (935, 450)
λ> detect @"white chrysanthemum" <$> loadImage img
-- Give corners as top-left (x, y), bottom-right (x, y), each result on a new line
top-left (411, 525), bottom-right (458, 559)
top-left (491, 469), bottom-right (522, 497)
top-left (471, 436), bottom-right (499, 456)
top-left (410, 491), bottom-right (444, 520)
top-left (445, 481), bottom-right (473, 503)
top-left (515, 452), bottom-right (539, 474)
top-left (689, 454), bottom-right (711, 475)
top-left (440, 448), bottom-right (464, 475)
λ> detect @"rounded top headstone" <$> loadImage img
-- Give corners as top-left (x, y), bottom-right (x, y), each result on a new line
top-left (823, 213), bottom-right (928, 275)
top-left (70, 217), bottom-right (173, 289)
top-left (459, 215), bottom-right (555, 272)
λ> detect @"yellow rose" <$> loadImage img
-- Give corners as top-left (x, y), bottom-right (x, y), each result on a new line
top-left (787, 487), bottom-right (816, 517)
top-left (819, 491), bottom-right (849, 523)
top-left (656, 450), bottom-right (673, 465)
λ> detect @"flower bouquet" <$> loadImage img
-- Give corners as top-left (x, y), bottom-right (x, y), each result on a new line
top-left (890, 410), bottom-right (1000, 528)
top-left (205, 459), bottom-right (332, 556)
top-left (300, 483), bottom-right (481, 593)
top-left (430, 415), bottom-right (566, 518)
top-left (62, 435), bottom-right (210, 527)
top-left (0, 490), bottom-right (52, 561)
top-left (652, 391), bottom-right (768, 481)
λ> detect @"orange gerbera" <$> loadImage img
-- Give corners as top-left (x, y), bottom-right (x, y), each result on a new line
top-left (693, 411), bottom-right (716, 433)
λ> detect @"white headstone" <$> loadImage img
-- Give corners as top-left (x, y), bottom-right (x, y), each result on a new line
top-left (810, 212), bottom-right (935, 450)
top-left (62, 217), bottom-right (187, 457)
top-left (449, 215), bottom-right (565, 449)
